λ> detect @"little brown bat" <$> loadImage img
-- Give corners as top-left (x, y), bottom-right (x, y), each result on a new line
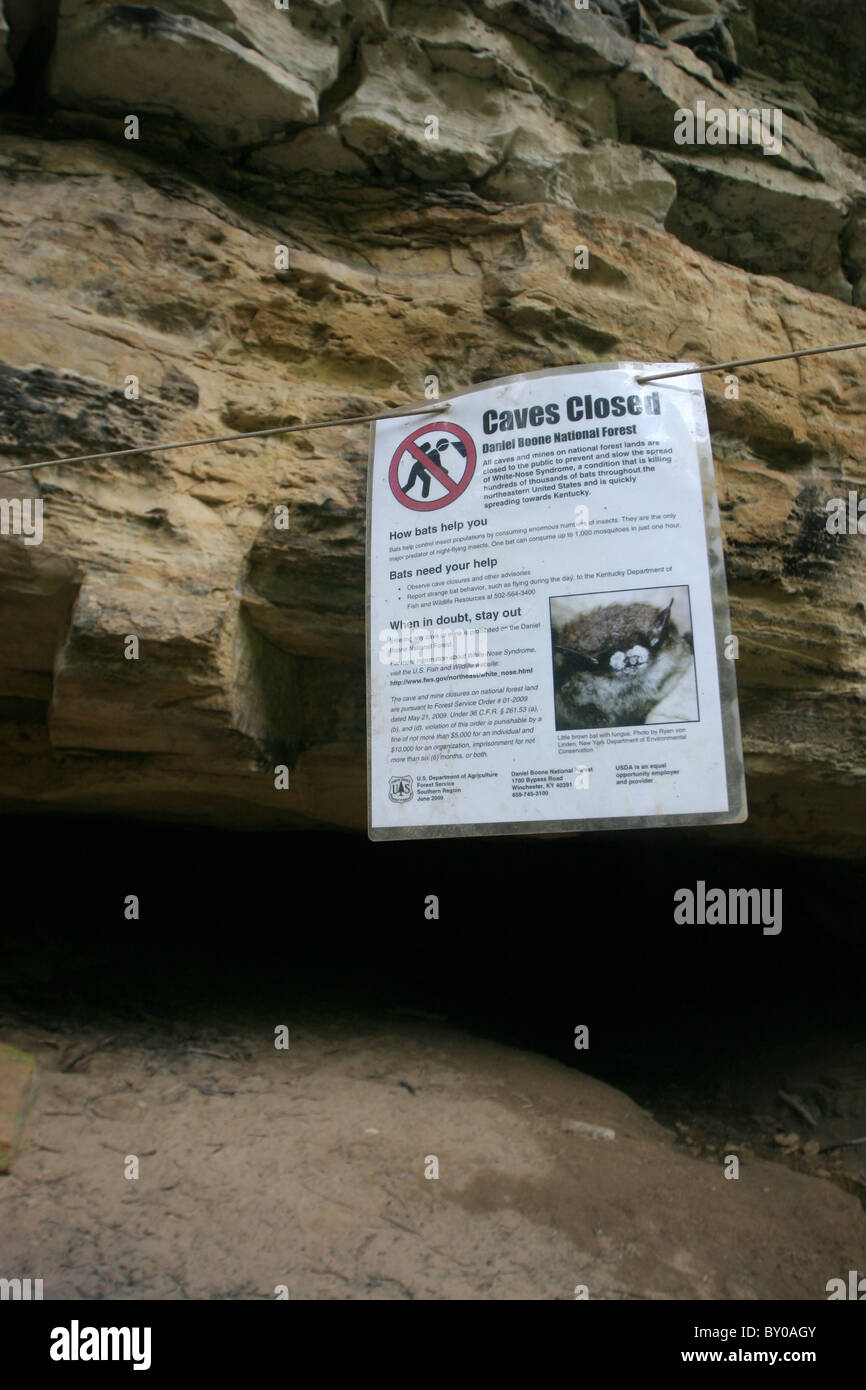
top-left (552, 596), bottom-right (694, 730)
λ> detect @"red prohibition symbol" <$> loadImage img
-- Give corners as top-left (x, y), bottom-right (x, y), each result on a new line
top-left (388, 421), bottom-right (476, 512)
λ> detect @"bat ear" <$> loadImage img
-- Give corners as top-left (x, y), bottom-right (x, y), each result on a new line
top-left (650, 597), bottom-right (674, 646)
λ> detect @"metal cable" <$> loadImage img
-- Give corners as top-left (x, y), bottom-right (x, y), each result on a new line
top-left (2, 335), bottom-right (864, 476)
top-left (634, 338), bottom-right (866, 383)
top-left (0, 400), bottom-right (453, 476)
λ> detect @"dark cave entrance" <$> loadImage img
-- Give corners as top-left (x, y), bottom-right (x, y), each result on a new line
top-left (1, 814), bottom-right (862, 1124)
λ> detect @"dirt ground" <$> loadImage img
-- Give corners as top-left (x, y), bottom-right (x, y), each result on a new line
top-left (1, 1008), bottom-right (864, 1300)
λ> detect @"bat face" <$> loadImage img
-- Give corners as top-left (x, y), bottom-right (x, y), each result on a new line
top-left (552, 598), bottom-right (694, 730)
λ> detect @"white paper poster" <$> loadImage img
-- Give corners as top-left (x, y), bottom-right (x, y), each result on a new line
top-left (366, 362), bottom-right (746, 840)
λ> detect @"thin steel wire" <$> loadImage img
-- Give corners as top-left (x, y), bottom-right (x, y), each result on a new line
top-left (2, 334), bottom-right (865, 476)
top-left (634, 338), bottom-right (866, 383)
top-left (0, 399), bottom-right (453, 476)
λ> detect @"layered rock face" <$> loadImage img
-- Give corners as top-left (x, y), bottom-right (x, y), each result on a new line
top-left (0, 1), bottom-right (863, 854)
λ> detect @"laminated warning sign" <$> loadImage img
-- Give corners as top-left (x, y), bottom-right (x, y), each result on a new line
top-left (365, 362), bottom-right (747, 840)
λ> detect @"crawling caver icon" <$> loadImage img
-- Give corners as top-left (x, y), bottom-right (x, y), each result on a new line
top-left (389, 421), bottom-right (476, 512)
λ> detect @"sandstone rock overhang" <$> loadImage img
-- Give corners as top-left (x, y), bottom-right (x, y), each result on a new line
top-left (0, 1), bottom-right (862, 856)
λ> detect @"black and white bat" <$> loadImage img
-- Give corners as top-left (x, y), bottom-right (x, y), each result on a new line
top-left (552, 597), bottom-right (694, 729)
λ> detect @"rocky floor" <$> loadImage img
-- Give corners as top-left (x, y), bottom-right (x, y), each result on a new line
top-left (1, 1007), bottom-right (864, 1301)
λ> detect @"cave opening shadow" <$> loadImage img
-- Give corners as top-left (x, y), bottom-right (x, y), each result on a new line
top-left (0, 814), bottom-right (863, 1104)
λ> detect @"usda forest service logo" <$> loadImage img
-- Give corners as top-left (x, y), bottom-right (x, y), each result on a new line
top-left (388, 774), bottom-right (414, 804)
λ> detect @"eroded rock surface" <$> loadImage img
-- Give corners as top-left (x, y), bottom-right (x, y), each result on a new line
top-left (0, 1), bottom-right (863, 853)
